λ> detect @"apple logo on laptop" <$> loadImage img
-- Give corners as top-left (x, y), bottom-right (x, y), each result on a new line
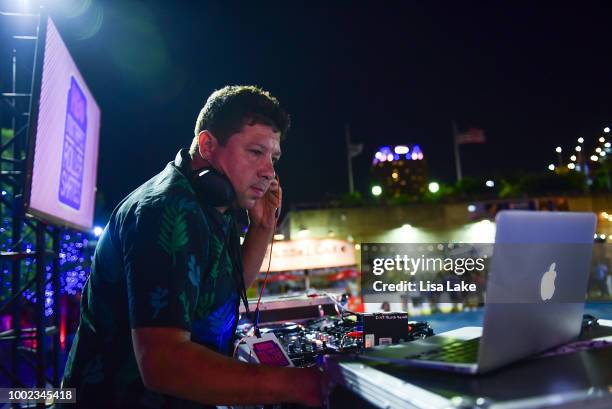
top-left (540, 262), bottom-right (557, 301)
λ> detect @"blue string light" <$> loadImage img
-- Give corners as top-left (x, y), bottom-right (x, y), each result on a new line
top-left (0, 218), bottom-right (95, 318)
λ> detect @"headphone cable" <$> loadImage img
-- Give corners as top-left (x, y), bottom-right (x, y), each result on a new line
top-left (252, 190), bottom-right (280, 338)
top-left (252, 219), bottom-right (276, 338)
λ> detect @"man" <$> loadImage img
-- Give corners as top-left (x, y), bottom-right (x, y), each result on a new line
top-left (62, 86), bottom-right (323, 408)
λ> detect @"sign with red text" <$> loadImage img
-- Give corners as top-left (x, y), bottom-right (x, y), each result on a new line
top-left (261, 238), bottom-right (356, 272)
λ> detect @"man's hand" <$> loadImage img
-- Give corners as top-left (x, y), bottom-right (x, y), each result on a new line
top-left (248, 177), bottom-right (281, 230)
top-left (241, 177), bottom-right (281, 287)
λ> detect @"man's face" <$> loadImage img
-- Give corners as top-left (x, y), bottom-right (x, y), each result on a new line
top-left (208, 123), bottom-right (281, 209)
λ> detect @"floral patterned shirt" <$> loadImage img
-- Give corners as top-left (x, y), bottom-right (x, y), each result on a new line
top-left (62, 150), bottom-right (241, 408)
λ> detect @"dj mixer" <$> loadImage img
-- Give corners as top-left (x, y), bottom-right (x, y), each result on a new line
top-left (235, 306), bottom-right (434, 367)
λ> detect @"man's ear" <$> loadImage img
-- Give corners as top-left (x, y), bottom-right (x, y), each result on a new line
top-left (198, 130), bottom-right (218, 161)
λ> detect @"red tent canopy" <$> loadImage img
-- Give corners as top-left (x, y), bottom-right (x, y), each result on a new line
top-left (327, 268), bottom-right (359, 282)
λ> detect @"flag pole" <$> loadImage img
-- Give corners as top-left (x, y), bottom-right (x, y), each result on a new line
top-left (452, 120), bottom-right (463, 182)
top-left (346, 123), bottom-right (355, 194)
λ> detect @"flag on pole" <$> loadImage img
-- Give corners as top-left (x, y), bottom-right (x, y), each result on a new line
top-left (456, 128), bottom-right (486, 144)
top-left (348, 143), bottom-right (363, 158)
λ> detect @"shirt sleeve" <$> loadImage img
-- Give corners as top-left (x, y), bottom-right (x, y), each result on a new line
top-left (123, 203), bottom-right (205, 331)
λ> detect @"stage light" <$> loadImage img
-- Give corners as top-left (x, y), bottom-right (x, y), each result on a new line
top-left (428, 182), bottom-right (439, 193)
top-left (600, 137), bottom-right (606, 143)
top-left (605, 127), bottom-right (610, 133)
top-left (578, 137), bottom-right (584, 144)
top-left (575, 146), bottom-right (582, 152)
top-left (596, 147), bottom-right (602, 153)
top-left (93, 226), bottom-right (103, 237)
top-left (591, 155), bottom-right (599, 162)
top-left (485, 180), bottom-right (494, 188)
top-left (570, 155), bottom-right (577, 161)
top-left (354, 244), bottom-right (361, 250)
top-left (391, 172), bottom-right (399, 180)
top-left (601, 151), bottom-right (606, 157)
top-left (606, 143), bottom-right (611, 148)
top-left (555, 147), bottom-right (562, 153)
top-left (467, 204), bottom-right (476, 212)
top-left (548, 164), bottom-right (555, 171)
top-left (600, 234), bottom-right (607, 240)
top-left (371, 185), bottom-right (382, 196)
top-left (568, 163), bottom-right (576, 170)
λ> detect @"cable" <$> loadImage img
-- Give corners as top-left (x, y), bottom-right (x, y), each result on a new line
top-left (232, 336), bottom-right (248, 358)
top-left (321, 290), bottom-right (357, 316)
top-left (232, 179), bottom-right (281, 365)
top-left (252, 218), bottom-right (277, 338)
top-left (252, 177), bottom-right (281, 338)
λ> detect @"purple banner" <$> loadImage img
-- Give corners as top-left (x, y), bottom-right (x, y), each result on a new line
top-left (58, 76), bottom-right (87, 210)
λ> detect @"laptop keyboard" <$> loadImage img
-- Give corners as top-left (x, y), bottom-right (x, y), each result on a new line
top-left (406, 338), bottom-right (480, 364)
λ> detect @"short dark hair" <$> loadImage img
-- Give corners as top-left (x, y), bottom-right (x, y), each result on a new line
top-left (189, 85), bottom-right (290, 156)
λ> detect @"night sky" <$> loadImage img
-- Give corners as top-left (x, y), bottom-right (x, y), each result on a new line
top-left (36, 1), bottom-right (612, 220)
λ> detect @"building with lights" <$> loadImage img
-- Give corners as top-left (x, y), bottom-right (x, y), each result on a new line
top-left (286, 193), bottom-right (612, 249)
top-left (371, 145), bottom-right (428, 197)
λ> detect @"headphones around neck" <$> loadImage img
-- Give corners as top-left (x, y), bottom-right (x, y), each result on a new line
top-left (174, 149), bottom-right (236, 208)
top-left (190, 167), bottom-right (236, 208)
top-left (175, 149), bottom-right (280, 214)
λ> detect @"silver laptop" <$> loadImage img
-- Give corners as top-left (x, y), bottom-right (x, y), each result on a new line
top-left (361, 210), bottom-right (596, 374)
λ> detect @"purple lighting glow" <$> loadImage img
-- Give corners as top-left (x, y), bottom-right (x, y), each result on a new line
top-left (373, 144), bottom-right (425, 164)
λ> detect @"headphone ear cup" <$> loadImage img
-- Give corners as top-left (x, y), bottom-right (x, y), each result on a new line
top-left (191, 167), bottom-right (236, 207)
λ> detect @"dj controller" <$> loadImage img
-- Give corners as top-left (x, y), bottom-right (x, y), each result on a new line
top-left (235, 295), bottom-right (434, 367)
top-left (264, 316), bottom-right (432, 367)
